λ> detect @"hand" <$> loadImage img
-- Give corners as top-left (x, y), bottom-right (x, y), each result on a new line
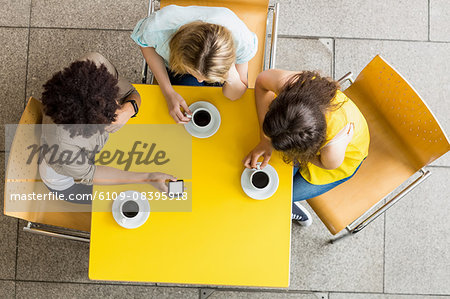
top-left (145, 172), bottom-right (177, 193)
top-left (166, 90), bottom-right (192, 124)
top-left (243, 138), bottom-right (273, 169)
top-left (106, 102), bottom-right (134, 133)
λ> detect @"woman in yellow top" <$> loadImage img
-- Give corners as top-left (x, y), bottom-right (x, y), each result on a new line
top-left (243, 69), bottom-right (370, 227)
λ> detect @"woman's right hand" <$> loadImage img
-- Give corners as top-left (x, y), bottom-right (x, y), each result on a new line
top-left (139, 47), bottom-right (191, 124)
top-left (146, 172), bottom-right (177, 193)
top-left (243, 138), bottom-right (273, 169)
top-left (166, 90), bottom-right (192, 124)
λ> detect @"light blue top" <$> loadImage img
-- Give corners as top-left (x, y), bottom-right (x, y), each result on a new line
top-left (131, 5), bottom-right (258, 66)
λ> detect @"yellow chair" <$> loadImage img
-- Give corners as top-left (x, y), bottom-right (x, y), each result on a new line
top-left (307, 55), bottom-right (450, 242)
top-left (3, 97), bottom-right (90, 242)
top-left (141, 0), bottom-right (280, 86)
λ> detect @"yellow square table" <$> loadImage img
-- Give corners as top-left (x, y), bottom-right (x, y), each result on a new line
top-left (89, 85), bottom-right (292, 287)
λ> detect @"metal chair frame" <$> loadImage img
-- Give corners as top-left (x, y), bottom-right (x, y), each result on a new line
top-left (329, 72), bottom-right (434, 243)
top-left (24, 221), bottom-right (90, 242)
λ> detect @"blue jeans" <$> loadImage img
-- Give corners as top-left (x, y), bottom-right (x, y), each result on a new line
top-left (167, 68), bottom-right (223, 87)
top-left (292, 162), bottom-right (363, 202)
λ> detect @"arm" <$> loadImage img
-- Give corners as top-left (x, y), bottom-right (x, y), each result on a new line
top-left (243, 69), bottom-right (297, 169)
top-left (124, 90), bottom-right (141, 108)
top-left (107, 91), bottom-right (142, 133)
top-left (222, 63), bottom-right (248, 101)
top-left (310, 123), bottom-right (354, 170)
top-left (93, 165), bottom-right (176, 192)
top-left (53, 141), bottom-right (176, 192)
top-left (140, 46), bottom-right (191, 123)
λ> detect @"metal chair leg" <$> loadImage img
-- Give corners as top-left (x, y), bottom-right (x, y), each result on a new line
top-left (268, 2), bottom-right (280, 70)
top-left (263, 3), bottom-right (280, 70)
top-left (329, 227), bottom-right (351, 244)
top-left (23, 222), bottom-right (90, 243)
top-left (141, 60), bottom-right (149, 84)
top-left (337, 72), bottom-right (354, 85)
top-left (140, 0), bottom-right (157, 84)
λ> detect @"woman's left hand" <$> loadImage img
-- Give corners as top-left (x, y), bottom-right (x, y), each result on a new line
top-left (243, 137), bottom-right (274, 169)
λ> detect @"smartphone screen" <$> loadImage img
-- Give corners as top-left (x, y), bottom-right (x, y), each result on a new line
top-left (168, 180), bottom-right (184, 197)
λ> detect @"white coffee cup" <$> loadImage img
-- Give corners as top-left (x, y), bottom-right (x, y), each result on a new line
top-left (120, 200), bottom-right (140, 220)
top-left (249, 163), bottom-right (271, 191)
top-left (190, 108), bottom-right (213, 130)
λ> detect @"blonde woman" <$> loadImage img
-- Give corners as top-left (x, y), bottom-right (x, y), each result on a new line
top-left (131, 5), bottom-right (258, 123)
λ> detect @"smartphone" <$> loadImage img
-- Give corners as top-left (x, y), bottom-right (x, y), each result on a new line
top-left (168, 180), bottom-right (184, 198)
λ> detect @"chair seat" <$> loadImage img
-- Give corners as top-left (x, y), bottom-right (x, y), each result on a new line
top-left (3, 97), bottom-right (91, 232)
top-left (307, 143), bottom-right (416, 235)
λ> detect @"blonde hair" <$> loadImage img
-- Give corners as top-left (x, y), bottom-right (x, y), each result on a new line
top-left (169, 21), bottom-right (236, 83)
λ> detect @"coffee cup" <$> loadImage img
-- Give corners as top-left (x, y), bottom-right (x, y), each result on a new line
top-left (191, 108), bottom-right (213, 129)
top-left (249, 168), bottom-right (271, 191)
top-left (120, 200), bottom-right (139, 220)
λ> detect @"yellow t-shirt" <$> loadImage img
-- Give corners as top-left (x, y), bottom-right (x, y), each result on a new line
top-left (299, 90), bottom-right (370, 185)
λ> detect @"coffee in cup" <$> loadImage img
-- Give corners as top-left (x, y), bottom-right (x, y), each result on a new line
top-left (192, 108), bottom-right (212, 128)
top-left (250, 170), bottom-right (270, 190)
top-left (121, 200), bottom-right (139, 218)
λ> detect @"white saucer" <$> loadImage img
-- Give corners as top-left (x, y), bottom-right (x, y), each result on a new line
top-left (112, 190), bottom-right (150, 229)
top-left (241, 163), bottom-right (279, 200)
top-left (184, 101), bottom-right (221, 138)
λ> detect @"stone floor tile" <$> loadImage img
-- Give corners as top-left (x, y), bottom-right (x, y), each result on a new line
top-left (273, 0), bottom-right (428, 40)
top-left (275, 38), bottom-right (333, 76)
top-left (288, 205), bottom-right (384, 292)
top-left (384, 167), bottom-right (450, 295)
top-left (330, 292), bottom-right (449, 299)
top-left (31, 0), bottom-right (148, 30)
top-left (0, 280), bottom-right (15, 299)
top-left (0, 0), bottom-right (31, 27)
top-left (26, 28), bottom-right (143, 100)
top-left (0, 28), bottom-right (28, 150)
top-left (0, 153), bottom-right (19, 280)
top-left (16, 225), bottom-right (91, 282)
top-left (16, 281), bottom-right (198, 299)
top-left (209, 290), bottom-right (318, 298)
top-left (430, 0), bottom-right (450, 42)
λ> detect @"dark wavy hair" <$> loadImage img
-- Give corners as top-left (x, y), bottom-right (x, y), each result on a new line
top-left (41, 60), bottom-right (120, 138)
top-left (262, 71), bottom-right (340, 168)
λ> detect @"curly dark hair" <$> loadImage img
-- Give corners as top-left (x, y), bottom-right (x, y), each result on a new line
top-left (41, 60), bottom-right (120, 138)
top-left (262, 71), bottom-right (340, 168)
